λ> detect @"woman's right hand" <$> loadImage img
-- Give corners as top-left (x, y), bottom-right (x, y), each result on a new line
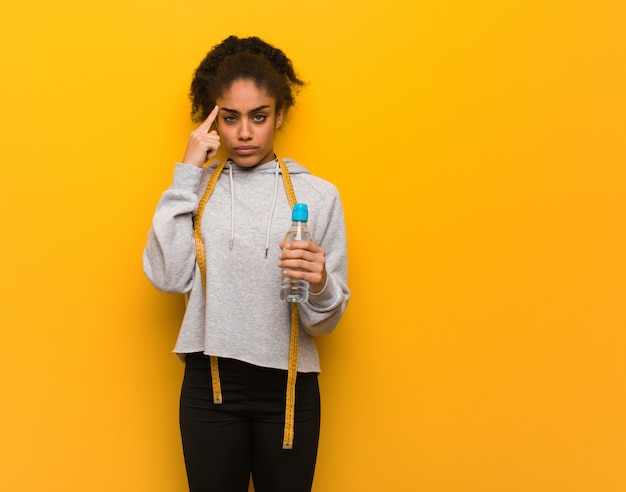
top-left (181, 105), bottom-right (221, 167)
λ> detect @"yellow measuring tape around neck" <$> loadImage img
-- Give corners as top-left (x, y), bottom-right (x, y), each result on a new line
top-left (193, 157), bottom-right (300, 450)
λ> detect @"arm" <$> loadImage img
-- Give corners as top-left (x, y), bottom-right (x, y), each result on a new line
top-left (143, 108), bottom-right (221, 293)
top-left (142, 164), bottom-right (204, 293)
top-left (279, 191), bottom-right (350, 335)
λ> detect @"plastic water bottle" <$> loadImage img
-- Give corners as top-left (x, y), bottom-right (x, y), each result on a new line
top-left (280, 203), bottom-right (311, 303)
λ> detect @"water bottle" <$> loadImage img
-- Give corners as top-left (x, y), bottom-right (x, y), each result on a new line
top-left (280, 203), bottom-right (311, 303)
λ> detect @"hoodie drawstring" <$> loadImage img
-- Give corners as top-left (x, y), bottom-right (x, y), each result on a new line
top-left (224, 158), bottom-right (280, 256)
top-left (193, 157), bottom-right (300, 450)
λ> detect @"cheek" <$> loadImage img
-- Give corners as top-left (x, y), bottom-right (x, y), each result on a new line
top-left (261, 126), bottom-right (276, 142)
top-left (218, 128), bottom-right (235, 144)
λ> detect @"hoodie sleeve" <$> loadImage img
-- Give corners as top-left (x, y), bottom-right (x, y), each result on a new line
top-left (142, 164), bottom-right (205, 293)
top-left (298, 186), bottom-right (350, 336)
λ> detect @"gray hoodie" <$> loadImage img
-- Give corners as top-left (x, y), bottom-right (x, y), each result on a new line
top-left (143, 158), bottom-right (349, 372)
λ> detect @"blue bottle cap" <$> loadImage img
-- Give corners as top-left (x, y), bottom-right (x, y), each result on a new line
top-left (292, 203), bottom-right (308, 221)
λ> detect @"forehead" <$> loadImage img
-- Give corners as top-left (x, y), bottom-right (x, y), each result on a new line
top-left (217, 79), bottom-right (276, 110)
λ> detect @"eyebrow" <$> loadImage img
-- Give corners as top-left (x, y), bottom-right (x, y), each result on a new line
top-left (219, 105), bottom-right (271, 115)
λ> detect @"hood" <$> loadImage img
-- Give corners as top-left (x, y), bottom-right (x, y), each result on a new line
top-left (203, 157), bottom-right (309, 257)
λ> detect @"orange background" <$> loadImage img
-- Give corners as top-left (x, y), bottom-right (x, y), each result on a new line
top-left (1, 1), bottom-right (625, 491)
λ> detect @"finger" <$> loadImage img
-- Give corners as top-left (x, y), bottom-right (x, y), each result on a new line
top-left (280, 249), bottom-right (324, 267)
top-left (285, 240), bottom-right (323, 252)
top-left (280, 257), bottom-right (324, 275)
top-left (197, 105), bottom-right (219, 132)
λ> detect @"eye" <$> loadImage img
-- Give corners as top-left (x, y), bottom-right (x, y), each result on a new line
top-left (222, 115), bottom-right (237, 123)
top-left (252, 114), bottom-right (267, 123)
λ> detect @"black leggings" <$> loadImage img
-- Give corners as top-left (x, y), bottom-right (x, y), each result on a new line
top-left (180, 354), bottom-right (321, 492)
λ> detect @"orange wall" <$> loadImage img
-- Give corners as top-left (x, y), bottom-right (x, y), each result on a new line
top-left (1, 1), bottom-right (625, 491)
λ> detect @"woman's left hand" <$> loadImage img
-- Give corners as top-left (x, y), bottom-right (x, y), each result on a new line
top-left (278, 240), bottom-right (327, 294)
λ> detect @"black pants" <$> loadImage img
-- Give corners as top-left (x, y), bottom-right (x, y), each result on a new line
top-left (180, 354), bottom-right (321, 492)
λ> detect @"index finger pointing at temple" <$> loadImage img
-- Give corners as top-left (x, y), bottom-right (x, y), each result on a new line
top-left (197, 105), bottom-right (219, 132)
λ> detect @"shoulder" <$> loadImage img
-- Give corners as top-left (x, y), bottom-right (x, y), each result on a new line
top-left (283, 158), bottom-right (341, 197)
top-left (194, 158), bottom-right (228, 191)
top-left (284, 159), bottom-right (345, 228)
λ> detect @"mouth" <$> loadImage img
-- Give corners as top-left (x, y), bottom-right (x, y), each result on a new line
top-left (234, 146), bottom-right (258, 155)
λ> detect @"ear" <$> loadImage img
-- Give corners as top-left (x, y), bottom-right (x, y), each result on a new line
top-left (275, 108), bottom-right (284, 129)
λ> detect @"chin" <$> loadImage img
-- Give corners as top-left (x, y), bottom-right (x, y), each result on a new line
top-left (231, 156), bottom-right (260, 168)
top-left (231, 153), bottom-right (273, 168)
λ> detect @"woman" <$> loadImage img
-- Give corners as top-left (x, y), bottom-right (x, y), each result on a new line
top-left (143, 35), bottom-right (350, 492)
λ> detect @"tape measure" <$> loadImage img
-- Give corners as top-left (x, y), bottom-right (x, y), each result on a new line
top-left (193, 157), bottom-right (300, 450)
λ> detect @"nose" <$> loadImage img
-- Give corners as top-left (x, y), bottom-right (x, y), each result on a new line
top-left (238, 119), bottom-right (252, 141)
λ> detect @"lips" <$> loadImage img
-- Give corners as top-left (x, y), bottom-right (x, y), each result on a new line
top-left (234, 146), bottom-right (258, 155)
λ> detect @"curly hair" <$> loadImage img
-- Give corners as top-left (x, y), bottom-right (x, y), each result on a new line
top-left (189, 36), bottom-right (305, 123)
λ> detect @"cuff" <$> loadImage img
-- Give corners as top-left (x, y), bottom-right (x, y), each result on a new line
top-left (308, 276), bottom-right (335, 308)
